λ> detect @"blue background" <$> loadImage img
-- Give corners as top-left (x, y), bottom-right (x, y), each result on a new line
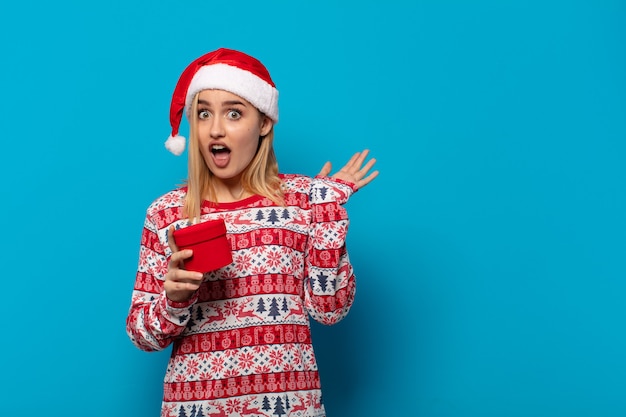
top-left (1, 1), bottom-right (624, 416)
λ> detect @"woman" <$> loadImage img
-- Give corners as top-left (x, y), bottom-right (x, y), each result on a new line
top-left (126, 48), bottom-right (378, 417)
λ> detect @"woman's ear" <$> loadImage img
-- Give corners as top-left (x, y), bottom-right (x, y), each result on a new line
top-left (260, 115), bottom-right (273, 137)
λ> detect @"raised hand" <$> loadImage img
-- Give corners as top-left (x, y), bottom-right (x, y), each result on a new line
top-left (317, 149), bottom-right (379, 190)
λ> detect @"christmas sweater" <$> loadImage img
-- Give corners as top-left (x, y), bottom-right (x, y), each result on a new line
top-left (126, 174), bottom-right (357, 417)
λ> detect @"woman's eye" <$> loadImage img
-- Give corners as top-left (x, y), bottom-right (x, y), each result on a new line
top-left (198, 110), bottom-right (210, 119)
top-left (227, 110), bottom-right (242, 120)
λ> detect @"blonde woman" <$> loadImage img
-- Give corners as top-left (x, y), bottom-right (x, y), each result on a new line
top-left (126, 48), bottom-right (378, 417)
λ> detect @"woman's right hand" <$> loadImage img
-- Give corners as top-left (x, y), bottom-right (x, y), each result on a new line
top-left (164, 226), bottom-right (205, 302)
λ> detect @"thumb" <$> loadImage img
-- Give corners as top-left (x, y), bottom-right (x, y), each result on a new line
top-left (317, 161), bottom-right (332, 177)
top-left (167, 226), bottom-right (179, 253)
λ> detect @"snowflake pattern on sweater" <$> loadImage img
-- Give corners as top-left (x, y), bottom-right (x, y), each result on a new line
top-left (126, 174), bottom-right (357, 417)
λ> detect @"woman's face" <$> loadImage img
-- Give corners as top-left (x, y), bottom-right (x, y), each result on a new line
top-left (195, 89), bottom-right (272, 182)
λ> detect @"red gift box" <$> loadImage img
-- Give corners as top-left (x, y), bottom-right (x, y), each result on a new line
top-left (172, 219), bottom-right (233, 273)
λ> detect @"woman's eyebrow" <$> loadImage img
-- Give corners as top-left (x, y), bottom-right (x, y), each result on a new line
top-left (222, 100), bottom-right (247, 106)
top-left (197, 99), bottom-right (247, 107)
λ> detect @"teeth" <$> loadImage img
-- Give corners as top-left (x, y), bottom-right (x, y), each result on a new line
top-left (211, 145), bottom-right (226, 150)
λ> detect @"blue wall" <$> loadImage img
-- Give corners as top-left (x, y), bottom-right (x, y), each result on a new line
top-left (1, 1), bottom-right (624, 416)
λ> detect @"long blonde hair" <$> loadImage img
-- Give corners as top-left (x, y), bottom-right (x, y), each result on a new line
top-left (183, 94), bottom-right (284, 222)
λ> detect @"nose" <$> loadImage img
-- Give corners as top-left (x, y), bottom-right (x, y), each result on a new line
top-left (209, 116), bottom-right (225, 138)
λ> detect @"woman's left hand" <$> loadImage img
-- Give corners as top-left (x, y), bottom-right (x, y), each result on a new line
top-left (317, 149), bottom-right (379, 190)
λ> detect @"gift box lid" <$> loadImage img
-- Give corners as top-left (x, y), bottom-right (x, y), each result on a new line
top-left (173, 219), bottom-right (227, 247)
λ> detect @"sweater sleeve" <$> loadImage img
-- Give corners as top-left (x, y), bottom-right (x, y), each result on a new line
top-left (303, 177), bottom-right (358, 325)
top-left (125, 212), bottom-right (196, 352)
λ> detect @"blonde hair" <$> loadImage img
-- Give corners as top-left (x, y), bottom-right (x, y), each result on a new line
top-left (183, 94), bottom-right (284, 222)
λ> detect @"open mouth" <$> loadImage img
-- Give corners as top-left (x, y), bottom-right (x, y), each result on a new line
top-left (209, 144), bottom-right (231, 168)
top-left (211, 144), bottom-right (231, 155)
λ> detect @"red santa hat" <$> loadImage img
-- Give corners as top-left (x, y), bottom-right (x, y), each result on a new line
top-left (165, 48), bottom-right (279, 155)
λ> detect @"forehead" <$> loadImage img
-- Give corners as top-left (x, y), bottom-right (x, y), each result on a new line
top-left (197, 89), bottom-right (252, 106)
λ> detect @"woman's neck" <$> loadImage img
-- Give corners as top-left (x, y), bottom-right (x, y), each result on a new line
top-left (210, 178), bottom-right (248, 203)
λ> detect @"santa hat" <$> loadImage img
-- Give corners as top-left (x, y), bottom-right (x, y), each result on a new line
top-left (165, 48), bottom-right (279, 155)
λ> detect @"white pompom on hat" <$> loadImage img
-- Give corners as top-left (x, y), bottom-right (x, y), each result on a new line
top-left (165, 48), bottom-right (279, 155)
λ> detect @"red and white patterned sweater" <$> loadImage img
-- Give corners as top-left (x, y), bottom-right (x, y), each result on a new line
top-left (126, 174), bottom-right (357, 417)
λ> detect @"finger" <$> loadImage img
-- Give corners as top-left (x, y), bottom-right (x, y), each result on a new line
top-left (341, 152), bottom-right (362, 172)
top-left (168, 280), bottom-right (203, 292)
top-left (346, 157), bottom-right (376, 182)
top-left (346, 150), bottom-right (372, 175)
top-left (168, 248), bottom-right (194, 269)
top-left (164, 277), bottom-right (204, 301)
top-left (167, 226), bottom-right (179, 253)
top-left (167, 268), bottom-right (204, 284)
top-left (317, 161), bottom-right (332, 177)
top-left (356, 157), bottom-right (377, 179)
top-left (349, 149), bottom-right (370, 170)
top-left (354, 149), bottom-right (370, 169)
top-left (356, 170), bottom-right (379, 189)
